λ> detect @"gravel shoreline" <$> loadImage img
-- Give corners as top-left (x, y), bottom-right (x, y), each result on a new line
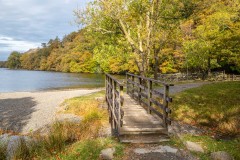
top-left (0, 88), bottom-right (103, 134)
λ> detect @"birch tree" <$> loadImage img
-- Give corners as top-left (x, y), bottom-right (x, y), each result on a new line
top-left (75, 0), bottom-right (181, 76)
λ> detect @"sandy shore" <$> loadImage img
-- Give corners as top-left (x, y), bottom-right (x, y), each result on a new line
top-left (0, 89), bottom-right (103, 133)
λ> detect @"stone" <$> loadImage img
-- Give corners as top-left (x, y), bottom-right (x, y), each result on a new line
top-left (134, 145), bottom-right (178, 154)
top-left (134, 148), bottom-right (149, 154)
top-left (177, 149), bottom-right (199, 160)
top-left (55, 114), bottom-right (82, 123)
top-left (210, 151), bottom-right (233, 160)
top-left (6, 136), bottom-right (22, 159)
top-left (0, 134), bottom-right (10, 146)
top-left (95, 97), bottom-right (105, 101)
top-left (100, 147), bottom-right (115, 160)
top-left (160, 146), bottom-right (178, 153)
top-left (184, 141), bottom-right (204, 153)
top-left (0, 134), bottom-right (35, 160)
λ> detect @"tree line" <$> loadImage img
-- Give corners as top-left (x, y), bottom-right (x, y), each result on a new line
top-left (7, 0), bottom-right (240, 77)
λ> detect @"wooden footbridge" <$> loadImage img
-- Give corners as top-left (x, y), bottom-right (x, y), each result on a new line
top-left (105, 73), bottom-right (173, 143)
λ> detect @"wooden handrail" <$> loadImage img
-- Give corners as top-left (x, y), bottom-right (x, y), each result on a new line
top-left (105, 74), bottom-right (124, 137)
top-left (126, 73), bottom-right (174, 86)
top-left (126, 73), bottom-right (173, 129)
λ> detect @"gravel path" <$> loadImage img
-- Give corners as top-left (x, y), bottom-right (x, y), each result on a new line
top-left (169, 82), bottom-right (211, 94)
top-left (157, 82), bottom-right (211, 95)
top-left (0, 89), bottom-right (102, 134)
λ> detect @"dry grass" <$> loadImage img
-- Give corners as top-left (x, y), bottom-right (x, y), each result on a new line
top-left (0, 143), bottom-right (7, 160)
top-left (61, 90), bottom-right (108, 140)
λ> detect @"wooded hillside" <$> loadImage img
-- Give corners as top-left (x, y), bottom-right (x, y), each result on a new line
top-left (7, 0), bottom-right (240, 75)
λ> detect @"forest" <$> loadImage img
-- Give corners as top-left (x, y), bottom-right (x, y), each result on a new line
top-left (6, 0), bottom-right (240, 76)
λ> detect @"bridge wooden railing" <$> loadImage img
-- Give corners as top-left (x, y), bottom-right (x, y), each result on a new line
top-left (105, 74), bottom-right (124, 136)
top-left (126, 73), bottom-right (173, 129)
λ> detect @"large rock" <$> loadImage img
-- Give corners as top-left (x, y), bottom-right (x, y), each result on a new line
top-left (0, 134), bottom-right (10, 146)
top-left (100, 147), bottom-right (115, 160)
top-left (184, 141), bottom-right (204, 153)
top-left (55, 114), bottom-right (82, 123)
top-left (210, 151), bottom-right (233, 160)
top-left (0, 134), bottom-right (34, 160)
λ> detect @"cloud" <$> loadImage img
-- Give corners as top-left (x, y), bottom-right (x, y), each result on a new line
top-left (0, 35), bottom-right (40, 52)
top-left (0, 0), bottom-right (90, 60)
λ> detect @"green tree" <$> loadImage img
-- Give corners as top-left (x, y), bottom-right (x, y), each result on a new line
top-left (182, 0), bottom-right (240, 74)
top-left (7, 51), bottom-right (21, 69)
top-left (75, 0), bottom-right (182, 76)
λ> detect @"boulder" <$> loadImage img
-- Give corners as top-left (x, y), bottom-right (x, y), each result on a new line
top-left (0, 134), bottom-right (10, 146)
top-left (210, 151), bottom-right (233, 160)
top-left (95, 97), bottom-right (105, 101)
top-left (55, 114), bottom-right (82, 123)
top-left (100, 147), bottom-right (115, 160)
top-left (184, 141), bottom-right (204, 153)
top-left (0, 135), bottom-right (34, 160)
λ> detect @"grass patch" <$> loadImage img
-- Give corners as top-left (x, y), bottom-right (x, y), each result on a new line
top-left (50, 138), bottom-right (124, 160)
top-left (61, 90), bottom-right (106, 116)
top-left (183, 135), bottom-right (240, 160)
top-left (170, 81), bottom-right (240, 136)
top-left (163, 135), bottom-right (240, 160)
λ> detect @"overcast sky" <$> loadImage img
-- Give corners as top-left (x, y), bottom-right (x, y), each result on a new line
top-left (0, 0), bottom-right (89, 61)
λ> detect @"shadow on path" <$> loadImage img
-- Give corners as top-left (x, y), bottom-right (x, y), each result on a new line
top-left (0, 97), bottom-right (37, 132)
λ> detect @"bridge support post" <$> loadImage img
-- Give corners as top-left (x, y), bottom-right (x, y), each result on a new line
top-left (131, 75), bottom-right (134, 97)
top-left (147, 80), bottom-right (152, 114)
top-left (118, 85), bottom-right (123, 130)
top-left (112, 80), bottom-right (116, 136)
top-left (163, 85), bottom-right (169, 129)
top-left (138, 77), bottom-right (142, 103)
top-left (126, 74), bottom-right (129, 94)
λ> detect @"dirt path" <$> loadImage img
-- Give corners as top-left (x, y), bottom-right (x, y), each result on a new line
top-left (0, 89), bottom-right (102, 133)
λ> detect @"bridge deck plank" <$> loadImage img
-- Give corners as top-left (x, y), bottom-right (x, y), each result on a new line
top-left (120, 94), bottom-right (167, 134)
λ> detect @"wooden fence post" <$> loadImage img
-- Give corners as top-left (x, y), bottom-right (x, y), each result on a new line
top-left (105, 75), bottom-right (108, 102)
top-left (126, 74), bottom-right (129, 94)
top-left (112, 79), bottom-right (116, 135)
top-left (119, 85), bottom-right (123, 128)
top-left (147, 80), bottom-right (152, 114)
top-left (132, 75), bottom-right (135, 97)
top-left (163, 85), bottom-right (169, 129)
top-left (138, 77), bottom-right (142, 103)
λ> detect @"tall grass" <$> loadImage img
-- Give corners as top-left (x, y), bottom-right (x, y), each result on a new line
top-left (0, 143), bottom-right (7, 160)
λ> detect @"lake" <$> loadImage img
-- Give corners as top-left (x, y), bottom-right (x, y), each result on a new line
top-left (0, 68), bottom-right (105, 92)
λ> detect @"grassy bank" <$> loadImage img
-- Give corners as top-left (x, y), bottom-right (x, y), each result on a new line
top-left (168, 81), bottom-right (240, 159)
top-left (170, 81), bottom-right (240, 136)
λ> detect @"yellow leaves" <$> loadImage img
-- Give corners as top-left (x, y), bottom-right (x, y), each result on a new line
top-left (160, 60), bottom-right (178, 74)
top-left (180, 19), bottom-right (194, 39)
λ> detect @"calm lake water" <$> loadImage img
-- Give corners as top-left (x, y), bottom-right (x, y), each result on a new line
top-left (0, 68), bottom-right (105, 92)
